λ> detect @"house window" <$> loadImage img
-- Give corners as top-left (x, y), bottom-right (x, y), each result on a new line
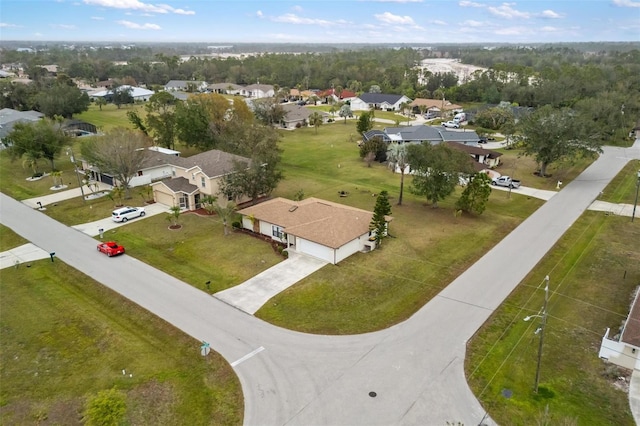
top-left (201, 176), bottom-right (205, 188)
top-left (191, 174), bottom-right (195, 181)
top-left (272, 225), bottom-right (284, 239)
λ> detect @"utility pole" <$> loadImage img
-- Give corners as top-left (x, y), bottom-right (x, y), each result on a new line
top-left (67, 148), bottom-right (86, 203)
top-left (632, 170), bottom-right (640, 222)
top-left (534, 275), bottom-right (549, 393)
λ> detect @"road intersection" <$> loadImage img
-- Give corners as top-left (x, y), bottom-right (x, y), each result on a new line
top-left (1, 140), bottom-right (638, 425)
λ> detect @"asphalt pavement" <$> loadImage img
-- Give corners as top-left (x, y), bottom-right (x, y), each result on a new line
top-left (0, 138), bottom-right (638, 425)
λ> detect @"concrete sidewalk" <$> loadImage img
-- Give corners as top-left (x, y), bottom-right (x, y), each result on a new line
top-left (214, 251), bottom-right (327, 314)
top-left (0, 243), bottom-right (51, 269)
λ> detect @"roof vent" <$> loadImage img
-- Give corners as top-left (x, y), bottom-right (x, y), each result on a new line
top-left (289, 206), bottom-right (298, 212)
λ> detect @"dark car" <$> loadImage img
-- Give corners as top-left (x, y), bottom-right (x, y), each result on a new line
top-left (478, 137), bottom-right (488, 144)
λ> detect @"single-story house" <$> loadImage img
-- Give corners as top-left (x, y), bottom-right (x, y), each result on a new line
top-left (237, 197), bottom-right (392, 264)
top-left (350, 93), bottom-right (412, 111)
top-left (410, 98), bottom-right (462, 116)
top-left (318, 88), bottom-right (357, 104)
top-left (151, 149), bottom-right (252, 210)
top-left (445, 141), bottom-right (502, 169)
top-left (364, 125), bottom-right (481, 146)
top-left (0, 108), bottom-right (44, 148)
top-left (280, 104), bottom-right (329, 129)
top-left (241, 84), bottom-right (275, 99)
top-left (90, 85), bottom-right (155, 102)
top-left (164, 80), bottom-right (208, 92)
top-left (599, 289), bottom-right (640, 370)
top-left (208, 82), bottom-right (243, 95)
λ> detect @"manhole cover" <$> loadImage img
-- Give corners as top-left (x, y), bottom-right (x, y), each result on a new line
top-left (368, 391), bottom-right (377, 398)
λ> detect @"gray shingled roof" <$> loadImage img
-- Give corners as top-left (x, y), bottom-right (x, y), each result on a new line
top-left (0, 108), bottom-right (44, 140)
top-left (159, 177), bottom-right (198, 194)
top-left (358, 93), bottom-right (405, 105)
top-left (171, 149), bottom-right (251, 178)
top-left (165, 80), bottom-right (205, 89)
top-left (281, 104), bottom-right (328, 123)
top-left (382, 125), bottom-right (480, 145)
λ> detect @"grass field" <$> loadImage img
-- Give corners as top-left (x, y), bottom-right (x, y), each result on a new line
top-left (76, 103), bottom-right (145, 131)
top-left (0, 224), bottom-right (27, 251)
top-left (466, 202), bottom-right (640, 422)
top-left (0, 234), bottom-right (242, 424)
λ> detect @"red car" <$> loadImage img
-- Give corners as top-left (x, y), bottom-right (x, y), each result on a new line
top-left (97, 241), bottom-right (125, 257)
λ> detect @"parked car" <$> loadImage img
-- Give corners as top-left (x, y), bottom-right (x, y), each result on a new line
top-left (112, 206), bottom-right (145, 223)
top-left (442, 121), bottom-right (460, 129)
top-left (423, 111), bottom-right (438, 119)
top-left (478, 137), bottom-right (488, 144)
top-left (97, 241), bottom-right (125, 257)
top-left (491, 176), bottom-right (521, 189)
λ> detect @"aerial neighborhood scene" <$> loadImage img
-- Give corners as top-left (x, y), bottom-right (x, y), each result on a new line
top-left (1, 0), bottom-right (640, 424)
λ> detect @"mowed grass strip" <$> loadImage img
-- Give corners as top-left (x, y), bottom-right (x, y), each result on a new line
top-left (0, 259), bottom-right (242, 425)
top-left (0, 224), bottom-right (28, 251)
top-left (76, 103), bottom-right (144, 131)
top-left (465, 210), bottom-right (639, 425)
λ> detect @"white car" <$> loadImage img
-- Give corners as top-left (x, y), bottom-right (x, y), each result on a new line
top-left (442, 121), bottom-right (460, 129)
top-left (112, 206), bottom-right (146, 222)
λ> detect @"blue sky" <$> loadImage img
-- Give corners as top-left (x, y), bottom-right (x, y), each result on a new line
top-left (1, 0), bottom-right (639, 43)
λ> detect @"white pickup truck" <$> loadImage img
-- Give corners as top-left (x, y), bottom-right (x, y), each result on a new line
top-left (492, 176), bottom-right (521, 189)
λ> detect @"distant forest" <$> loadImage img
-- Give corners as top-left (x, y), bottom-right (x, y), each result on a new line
top-left (1, 43), bottom-right (639, 132)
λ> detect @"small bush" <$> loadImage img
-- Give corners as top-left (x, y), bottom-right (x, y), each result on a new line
top-left (232, 221), bottom-right (241, 229)
top-left (32, 172), bottom-right (43, 178)
top-left (295, 122), bottom-right (302, 128)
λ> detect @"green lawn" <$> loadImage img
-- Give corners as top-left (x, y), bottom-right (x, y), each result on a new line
top-left (466, 208), bottom-right (639, 422)
top-left (76, 103), bottom-right (145, 131)
top-left (0, 224), bottom-right (28, 251)
top-left (253, 124), bottom-right (544, 333)
top-left (0, 259), bottom-right (242, 425)
top-left (599, 160), bottom-right (640, 204)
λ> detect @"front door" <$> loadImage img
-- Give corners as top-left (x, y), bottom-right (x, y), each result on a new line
top-left (179, 195), bottom-right (189, 210)
top-left (194, 193), bottom-right (201, 210)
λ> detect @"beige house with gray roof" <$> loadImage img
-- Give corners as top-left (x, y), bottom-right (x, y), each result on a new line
top-left (237, 197), bottom-right (391, 264)
top-left (151, 149), bottom-right (251, 210)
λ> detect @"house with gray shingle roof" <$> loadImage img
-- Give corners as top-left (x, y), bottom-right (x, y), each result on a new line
top-left (350, 93), bottom-right (412, 111)
top-left (150, 149), bottom-right (252, 210)
top-left (237, 197), bottom-right (392, 264)
top-left (0, 108), bottom-right (44, 149)
top-left (280, 104), bottom-right (329, 129)
top-left (208, 82), bottom-right (243, 95)
top-left (364, 125), bottom-right (481, 146)
top-left (241, 84), bottom-right (275, 99)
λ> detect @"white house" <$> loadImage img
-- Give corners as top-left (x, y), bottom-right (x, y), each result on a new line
top-left (599, 289), bottom-right (640, 370)
top-left (90, 85), bottom-right (155, 102)
top-left (241, 84), bottom-right (275, 99)
top-left (164, 80), bottom-right (208, 92)
top-left (350, 93), bottom-right (412, 111)
top-left (237, 197), bottom-right (392, 264)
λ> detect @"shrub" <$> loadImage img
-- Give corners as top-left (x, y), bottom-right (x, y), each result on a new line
top-left (232, 221), bottom-right (241, 229)
top-left (295, 122), bottom-right (302, 128)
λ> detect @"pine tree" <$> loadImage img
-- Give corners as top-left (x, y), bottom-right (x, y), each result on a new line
top-left (370, 190), bottom-right (392, 247)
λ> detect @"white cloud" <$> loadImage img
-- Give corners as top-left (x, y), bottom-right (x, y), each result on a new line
top-left (494, 26), bottom-right (531, 35)
top-left (539, 9), bottom-right (561, 18)
top-left (459, 1), bottom-right (484, 7)
top-left (256, 10), bottom-right (263, 18)
top-left (0, 22), bottom-right (20, 27)
top-left (91, 16), bottom-right (104, 20)
top-left (613, 0), bottom-right (640, 7)
top-left (271, 13), bottom-right (349, 26)
top-left (51, 24), bottom-right (77, 29)
top-left (488, 3), bottom-right (531, 19)
top-left (117, 20), bottom-right (161, 30)
top-left (462, 20), bottom-right (484, 27)
top-left (84, 0), bottom-right (194, 15)
top-left (540, 26), bottom-right (561, 32)
top-left (430, 20), bottom-right (446, 26)
top-left (374, 12), bottom-right (415, 25)
top-left (292, 5), bottom-right (303, 12)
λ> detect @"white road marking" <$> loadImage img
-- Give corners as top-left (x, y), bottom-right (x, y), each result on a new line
top-left (231, 346), bottom-right (265, 367)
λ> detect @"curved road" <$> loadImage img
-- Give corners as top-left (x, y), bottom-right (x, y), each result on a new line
top-left (1, 141), bottom-right (638, 425)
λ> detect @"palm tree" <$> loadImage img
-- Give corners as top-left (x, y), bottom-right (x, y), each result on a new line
top-left (201, 195), bottom-right (218, 215)
top-left (387, 142), bottom-right (409, 205)
top-left (309, 112), bottom-right (323, 134)
top-left (166, 205), bottom-right (182, 228)
top-left (95, 97), bottom-right (107, 111)
top-left (213, 202), bottom-right (236, 236)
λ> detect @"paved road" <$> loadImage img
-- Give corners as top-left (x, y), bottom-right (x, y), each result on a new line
top-left (1, 140), bottom-right (638, 425)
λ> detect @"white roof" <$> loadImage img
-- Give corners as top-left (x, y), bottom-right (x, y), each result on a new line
top-left (91, 85), bottom-right (154, 98)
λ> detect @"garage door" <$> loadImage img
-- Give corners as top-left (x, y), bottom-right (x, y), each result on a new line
top-left (297, 238), bottom-right (334, 264)
top-left (154, 190), bottom-right (174, 207)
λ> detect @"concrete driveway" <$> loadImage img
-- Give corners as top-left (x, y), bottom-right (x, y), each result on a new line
top-left (0, 243), bottom-right (50, 269)
top-left (215, 251), bottom-right (327, 314)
